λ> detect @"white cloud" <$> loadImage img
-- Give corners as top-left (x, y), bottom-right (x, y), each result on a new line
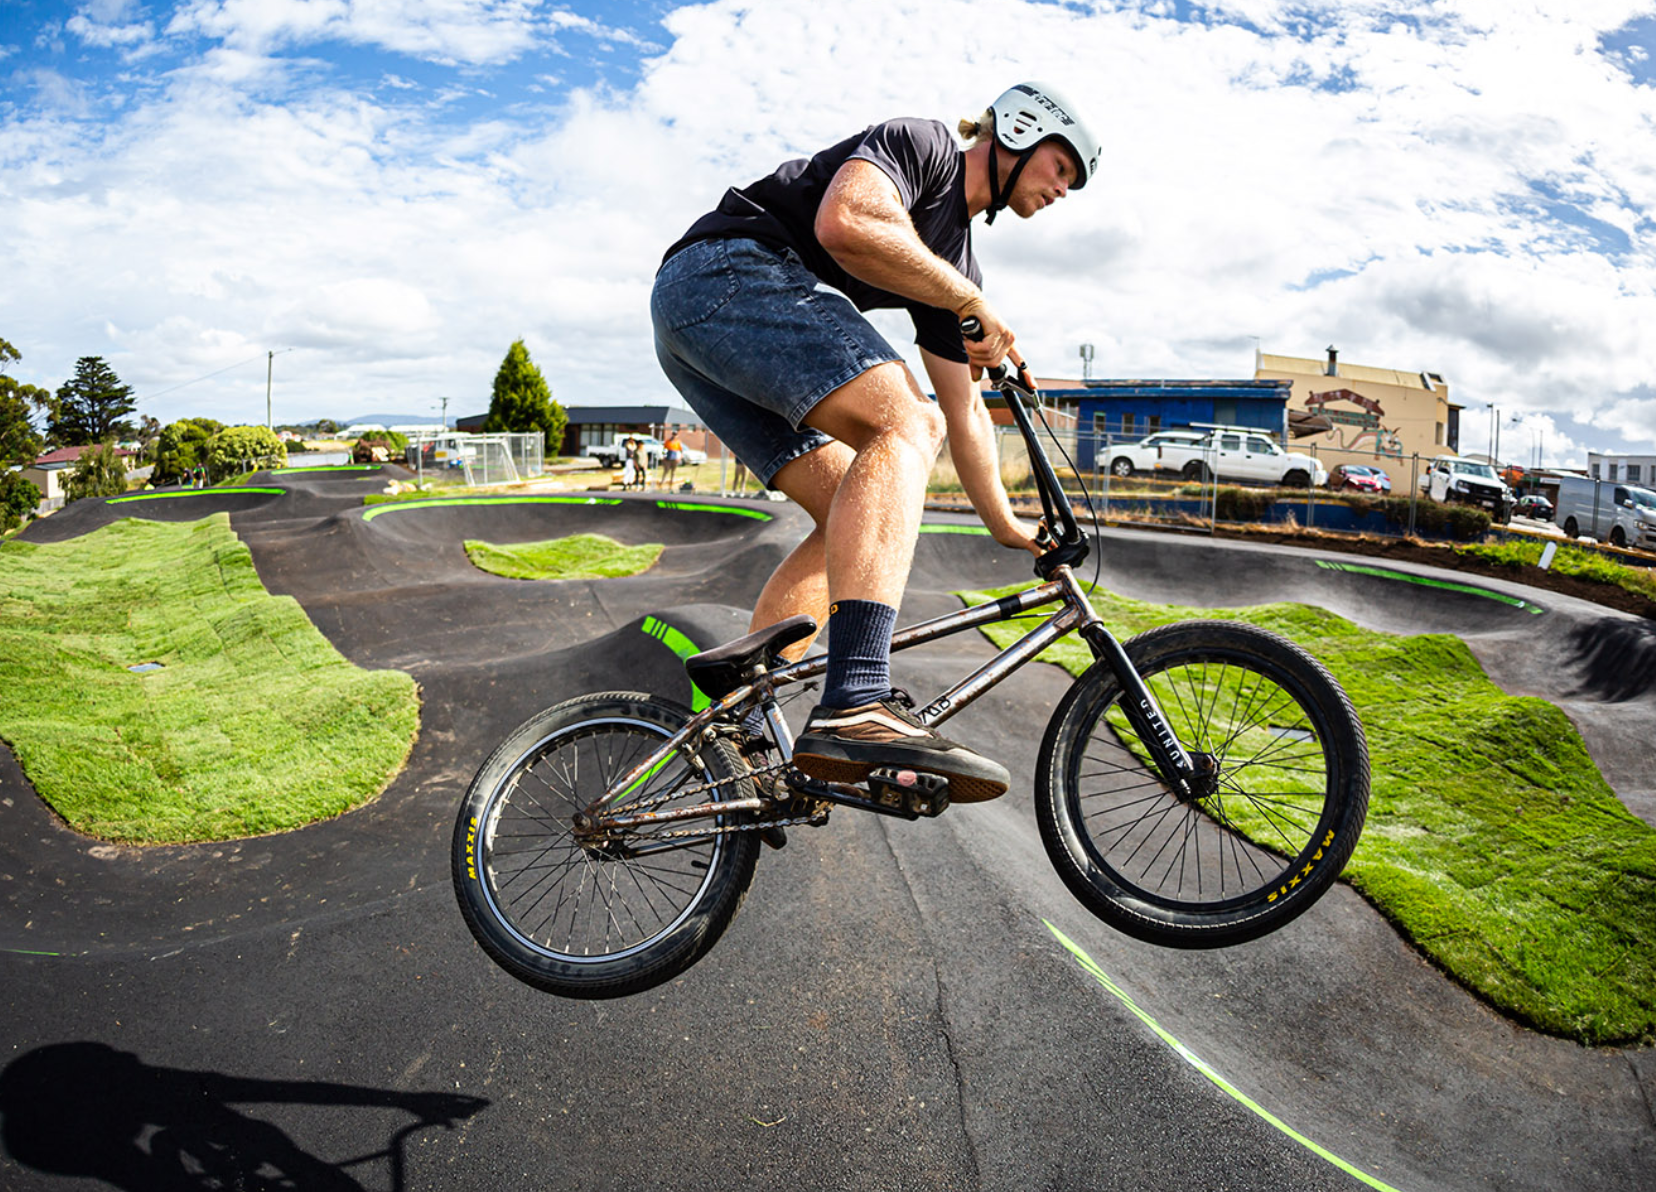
top-left (1, 0), bottom-right (1653, 454)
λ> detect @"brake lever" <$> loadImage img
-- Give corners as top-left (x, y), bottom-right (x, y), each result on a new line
top-left (959, 316), bottom-right (1039, 402)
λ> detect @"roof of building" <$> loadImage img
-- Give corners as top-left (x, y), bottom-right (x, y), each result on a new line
top-left (1040, 377), bottom-right (1292, 399)
top-left (1258, 352), bottom-right (1444, 392)
top-left (32, 445), bottom-right (137, 467)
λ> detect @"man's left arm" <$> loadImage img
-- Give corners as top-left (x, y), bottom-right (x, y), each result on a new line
top-left (921, 347), bottom-right (1041, 555)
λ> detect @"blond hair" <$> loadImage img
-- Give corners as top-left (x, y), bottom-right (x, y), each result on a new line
top-left (957, 108), bottom-right (994, 145)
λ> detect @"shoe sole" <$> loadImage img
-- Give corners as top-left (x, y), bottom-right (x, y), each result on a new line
top-left (792, 751), bottom-right (1009, 804)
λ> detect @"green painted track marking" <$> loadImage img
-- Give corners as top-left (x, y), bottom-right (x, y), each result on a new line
top-left (654, 500), bottom-right (772, 522)
top-left (919, 524), bottom-right (991, 535)
top-left (1045, 920), bottom-right (1407, 1192)
top-left (269, 465), bottom-right (381, 475)
top-left (2, 948), bottom-right (66, 956)
top-left (109, 488), bottom-right (284, 504)
top-left (1315, 559), bottom-right (1545, 614)
top-left (360, 495), bottom-right (623, 522)
top-left (641, 616), bottom-right (710, 711)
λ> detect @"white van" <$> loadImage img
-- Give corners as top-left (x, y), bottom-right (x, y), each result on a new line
top-left (1553, 474), bottom-right (1656, 550)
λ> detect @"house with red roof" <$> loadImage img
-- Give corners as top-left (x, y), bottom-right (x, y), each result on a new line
top-left (21, 445), bottom-right (138, 511)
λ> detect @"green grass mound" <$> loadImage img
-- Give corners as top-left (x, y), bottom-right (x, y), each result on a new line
top-left (961, 582), bottom-right (1656, 1046)
top-left (0, 515), bottom-right (419, 843)
top-left (464, 533), bottom-right (663, 580)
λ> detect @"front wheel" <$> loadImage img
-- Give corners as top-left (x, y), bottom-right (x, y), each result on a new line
top-left (1611, 526), bottom-right (1627, 548)
top-left (452, 693), bottom-right (760, 998)
top-left (1110, 457), bottom-right (1135, 479)
top-left (1283, 468), bottom-right (1310, 488)
top-left (1036, 621), bottom-right (1369, 948)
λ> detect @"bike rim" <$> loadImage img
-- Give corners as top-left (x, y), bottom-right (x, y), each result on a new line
top-left (477, 717), bottom-right (724, 964)
top-left (1070, 649), bottom-right (1341, 911)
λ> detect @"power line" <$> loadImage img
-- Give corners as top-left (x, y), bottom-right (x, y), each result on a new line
top-left (134, 353), bottom-right (269, 406)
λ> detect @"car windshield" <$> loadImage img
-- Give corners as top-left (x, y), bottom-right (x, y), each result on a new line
top-left (1629, 488), bottom-right (1656, 510)
top-left (1452, 461), bottom-right (1498, 480)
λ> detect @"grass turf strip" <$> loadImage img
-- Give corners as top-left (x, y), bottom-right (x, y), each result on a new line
top-left (463, 533), bottom-right (663, 580)
top-left (0, 515), bottom-right (419, 843)
top-left (961, 581), bottom-right (1656, 1047)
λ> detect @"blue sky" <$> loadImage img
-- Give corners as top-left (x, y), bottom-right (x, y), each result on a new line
top-left (3, 0), bottom-right (1654, 466)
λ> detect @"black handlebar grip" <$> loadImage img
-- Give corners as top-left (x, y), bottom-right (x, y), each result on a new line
top-left (960, 316), bottom-right (985, 342)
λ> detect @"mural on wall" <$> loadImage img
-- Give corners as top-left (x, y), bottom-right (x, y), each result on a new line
top-left (1299, 387), bottom-right (1405, 458)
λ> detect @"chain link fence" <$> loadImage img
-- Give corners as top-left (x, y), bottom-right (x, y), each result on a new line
top-left (937, 424), bottom-right (1479, 542)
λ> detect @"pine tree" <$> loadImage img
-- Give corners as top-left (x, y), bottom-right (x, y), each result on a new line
top-left (50, 356), bottom-right (137, 447)
top-left (483, 340), bottom-right (567, 455)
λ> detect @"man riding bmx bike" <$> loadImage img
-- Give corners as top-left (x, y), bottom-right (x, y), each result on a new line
top-left (651, 81), bottom-right (1101, 803)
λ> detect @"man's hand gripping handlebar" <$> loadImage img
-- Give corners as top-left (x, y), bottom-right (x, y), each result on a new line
top-left (960, 316), bottom-right (1064, 558)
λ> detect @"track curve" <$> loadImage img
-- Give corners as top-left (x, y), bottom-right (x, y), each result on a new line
top-left (1, 473), bottom-right (1650, 1191)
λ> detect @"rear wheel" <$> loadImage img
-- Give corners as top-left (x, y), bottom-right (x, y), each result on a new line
top-left (1564, 517), bottom-right (1580, 538)
top-left (1037, 621), bottom-right (1369, 948)
top-left (1110, 457), bottom-right (1135, 479)
top-left (452, 693), bottom-right (759, 998)
top-left (1182, 461), bottom-right (1212, 483)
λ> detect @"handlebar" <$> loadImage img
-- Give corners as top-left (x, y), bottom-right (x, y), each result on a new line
top-left (959, 317), bottom-right (1091, 579)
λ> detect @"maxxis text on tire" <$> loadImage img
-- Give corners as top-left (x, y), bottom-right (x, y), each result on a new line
top-left (452, 692), bottom-right (759, 999)
top-left (1035, 621), bottom-right (1369, 949)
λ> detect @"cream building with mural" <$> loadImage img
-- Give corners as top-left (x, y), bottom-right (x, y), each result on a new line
top-left (1255, 347), bottom-right (1461, 484)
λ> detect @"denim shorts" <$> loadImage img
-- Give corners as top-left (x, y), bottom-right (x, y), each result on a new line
top-left (651, 237), bottom-right (903, 488)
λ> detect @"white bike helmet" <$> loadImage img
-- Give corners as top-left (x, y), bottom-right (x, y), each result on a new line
top-left (983, 81), bottom-right (1101, 224)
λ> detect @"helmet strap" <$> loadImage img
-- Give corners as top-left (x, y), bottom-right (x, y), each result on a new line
top-left (985, 140), bottom-right (1033, 227)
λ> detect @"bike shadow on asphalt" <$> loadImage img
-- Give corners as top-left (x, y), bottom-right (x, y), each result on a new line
top-left (0, 1041), bottom-right (487, 1191)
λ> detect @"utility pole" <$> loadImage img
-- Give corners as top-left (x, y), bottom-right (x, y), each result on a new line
top-left (267, 351), bottom-right (274, 430)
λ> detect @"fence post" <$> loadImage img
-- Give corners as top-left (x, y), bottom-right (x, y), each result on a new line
top-left (1407, 453), bottom-right (1419, 537)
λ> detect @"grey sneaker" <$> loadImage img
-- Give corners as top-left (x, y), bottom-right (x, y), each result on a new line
top-left (793, 691), bottom-right (1010, 803)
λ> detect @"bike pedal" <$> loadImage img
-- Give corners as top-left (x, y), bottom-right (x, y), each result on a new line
top-left (867, 767), bottom-right (950, 818)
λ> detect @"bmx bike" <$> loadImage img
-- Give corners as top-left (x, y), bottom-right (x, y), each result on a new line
top-left (452, 335), bottom-right (1371, 999)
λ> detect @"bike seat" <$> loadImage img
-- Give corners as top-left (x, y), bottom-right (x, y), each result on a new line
top-left (684, 614), bottom-right (817, 698)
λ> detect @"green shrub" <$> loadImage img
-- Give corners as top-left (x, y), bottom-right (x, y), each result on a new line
top-left (0, 471), bottom-right (40, 532)
top-left (208, 425), bottom-right (286, 481)
top-left (64, 442), bottom-right (127, 501)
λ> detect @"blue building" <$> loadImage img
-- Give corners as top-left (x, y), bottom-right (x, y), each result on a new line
top-left (1037, 378), bottom-right (1293, 472)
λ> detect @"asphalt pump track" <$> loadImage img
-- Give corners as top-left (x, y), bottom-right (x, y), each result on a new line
top-left (1, 466), bottom-right (1651, 1191)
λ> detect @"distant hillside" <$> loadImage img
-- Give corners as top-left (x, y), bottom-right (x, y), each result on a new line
top-left (338, 413), bottom-right (447, 427)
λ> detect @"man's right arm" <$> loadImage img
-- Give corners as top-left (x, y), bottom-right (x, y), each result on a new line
top-left (814, 159), bottom-right (1013, 375)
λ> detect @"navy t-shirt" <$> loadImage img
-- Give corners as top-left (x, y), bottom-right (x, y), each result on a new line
top-left (662, 118), bottom-right (980, 363)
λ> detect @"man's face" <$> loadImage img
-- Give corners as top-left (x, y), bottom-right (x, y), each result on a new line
top-left (1007, 142), bottom-right (1081, 218)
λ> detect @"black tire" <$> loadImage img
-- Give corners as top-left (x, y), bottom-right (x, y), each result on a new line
top-left (1182, 461), bottom-right (1213, 483)
top-left (1283, 469), bottom-right (1310, 488)
top-left (452, 692), bottom-right (760, 998)
top-left (1564, 517), bottom-right (1580, 538)
top-left (1611, 526), bottom-right (1627, 548)
top-left (1036, 621), bottom-right (1369, 949)
top-left (1110, 457), bottom-right (1135, 479)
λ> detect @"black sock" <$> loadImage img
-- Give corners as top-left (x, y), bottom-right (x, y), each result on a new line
top-left (821, 599), bottom-right (897, 709)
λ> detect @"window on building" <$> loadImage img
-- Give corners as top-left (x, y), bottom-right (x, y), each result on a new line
top-left (1435, 422), bottom-right (1444, 445)
top-left (1214, 400), bottom-right (1238, 425)
top-left (1630, 465), bottom-right (1643, 483)
top-left (1148, 415), bottom-right (1161, 434)
top-left (1122, 413), bottom-right (1136, 437)
top-left (1591, 463), bottom-right (1600, 479)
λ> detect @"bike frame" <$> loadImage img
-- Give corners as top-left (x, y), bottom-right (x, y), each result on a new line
top-left (585, 364), bottom-right (1204, 832)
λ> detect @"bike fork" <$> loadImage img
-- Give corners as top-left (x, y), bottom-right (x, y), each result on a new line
top-left (1059, 568), bottom-right (1201, 794)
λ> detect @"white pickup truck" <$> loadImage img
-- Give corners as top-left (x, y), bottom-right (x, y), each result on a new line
top-left (1107, 427), bottom-right (1326, 487)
